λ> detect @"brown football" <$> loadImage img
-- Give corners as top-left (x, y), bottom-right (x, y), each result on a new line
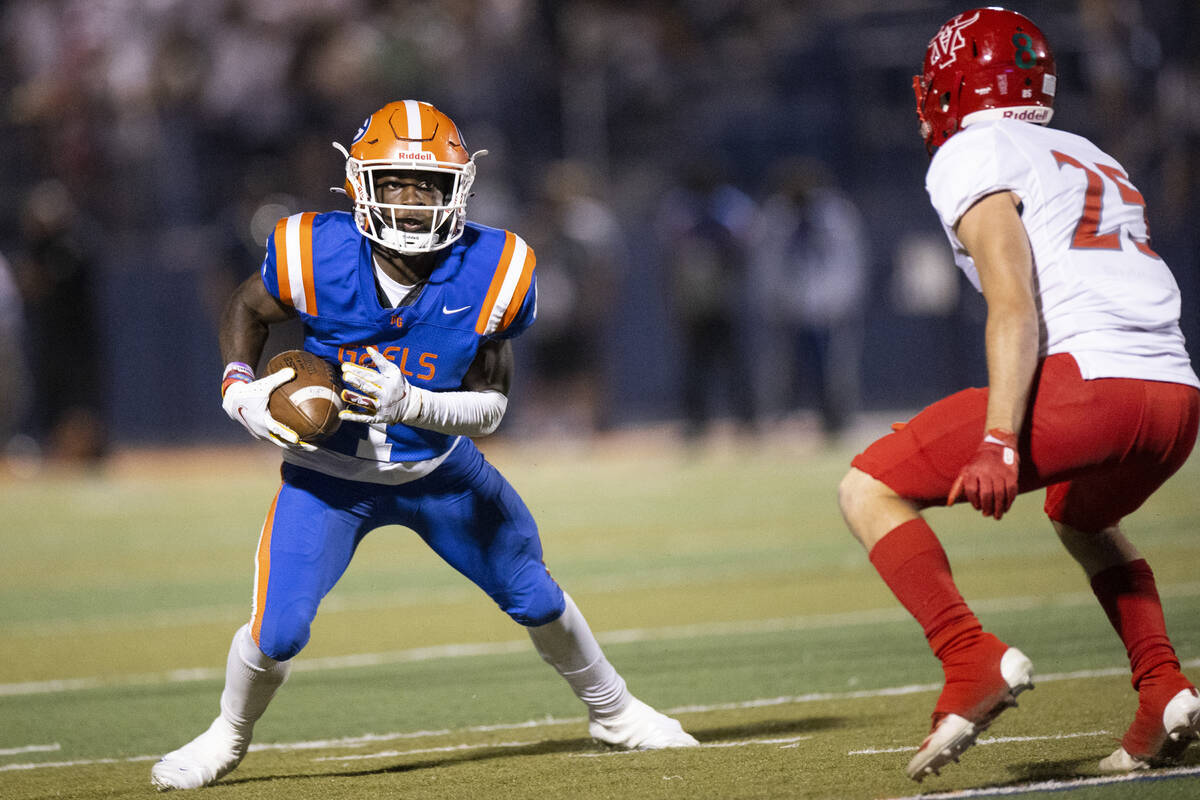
top-left (265, 350), bottom-right (343, 442)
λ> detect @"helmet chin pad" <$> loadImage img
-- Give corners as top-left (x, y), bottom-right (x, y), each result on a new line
top-left (377, 221), bottom-right (441, 253)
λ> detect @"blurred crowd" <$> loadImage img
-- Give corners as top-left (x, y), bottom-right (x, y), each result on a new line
top-left (0, 0), bottom-right (1198, 462)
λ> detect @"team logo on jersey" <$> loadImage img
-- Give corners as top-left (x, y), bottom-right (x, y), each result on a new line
top-left (337, 345), bottom-right (438, 381)
top-left (929, 10), bottom-right (981, 70)
top-left (389, 313), bottom-right (404, 329)
top-left (351, 117), bottom-right (371, 145)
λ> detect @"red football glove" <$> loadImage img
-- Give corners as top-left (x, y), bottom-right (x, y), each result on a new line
top-left (947, 428), bottom-right (1020, 520)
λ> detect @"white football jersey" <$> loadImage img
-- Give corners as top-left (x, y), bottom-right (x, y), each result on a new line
top-left (926, 119), bottom-right (1199, 388)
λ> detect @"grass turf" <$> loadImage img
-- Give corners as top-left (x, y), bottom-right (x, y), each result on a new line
top-left (1, 431), bottom-right (1198, 799)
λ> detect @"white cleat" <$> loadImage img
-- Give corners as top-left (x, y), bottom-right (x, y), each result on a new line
top-left (1099, 688), bottom-right (1200, 773)
top-left (589, 697), bottom-right (699, 750)
top-left (906, 647), bottom-right (1034, 781)
top-left (150, 716), bottom-right (249, 791)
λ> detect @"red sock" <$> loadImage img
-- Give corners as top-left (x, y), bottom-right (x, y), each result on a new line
top-left (1091, 559), bottom-right (1195, 756)
top-left (869, 519), bottom-right (983, 662)
top-left (871, 519), bottom-right (1011, 722)
top-left (1090, 559), bottom-right (1187, 691)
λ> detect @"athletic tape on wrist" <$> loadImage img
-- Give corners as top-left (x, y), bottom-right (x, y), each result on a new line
top-left (221, 362), bottom-right (256, 398)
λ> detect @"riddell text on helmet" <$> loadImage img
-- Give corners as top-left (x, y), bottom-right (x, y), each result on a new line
top-left (1003, 108), bottom-right (1051, 122)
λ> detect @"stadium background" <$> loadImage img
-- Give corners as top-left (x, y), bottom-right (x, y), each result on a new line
top-left (0, 0), bottom-right (1197, 454)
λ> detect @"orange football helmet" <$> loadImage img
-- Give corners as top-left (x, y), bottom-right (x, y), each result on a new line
top-left (334, 100), bottom-right (485, 253)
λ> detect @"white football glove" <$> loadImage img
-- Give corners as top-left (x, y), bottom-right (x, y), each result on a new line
top-left (339, 346), bottom-right (422, 425)
top-left (221, 367), bottom-right (317, 452)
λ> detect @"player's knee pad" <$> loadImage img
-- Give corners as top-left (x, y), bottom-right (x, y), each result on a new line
top-left (256, 600), bottom-right (317, 661)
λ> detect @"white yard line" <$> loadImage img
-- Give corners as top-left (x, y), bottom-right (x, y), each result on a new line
top-left (570, 735), bottom-right (814, 757)
top-left (0, 755), bottom-right (158, 772)
top-left (313, 739), bottom-right (539, 762)
top-left (1, 657), bottom-right (1188, 776)
top-left (850, 730), bottom-right (1111, 755)
top-left (8, 584), bottom-right (1200, 697)
top-left (9, 580), bottom-right (1200, 640)
top-left (882, 764), bottom-right (1200, 799)
top-left (0, 743), bottom-right (60, 756)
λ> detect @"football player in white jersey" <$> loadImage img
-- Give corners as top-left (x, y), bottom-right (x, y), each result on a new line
top-left (837, 8), bottom-right (1200, 781)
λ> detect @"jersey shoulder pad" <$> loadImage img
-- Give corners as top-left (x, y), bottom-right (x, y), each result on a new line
top-left (261, 211), bottom-right (359, 316)
top-left (466, 223), bottom-right (537, 337)
top-left (927, 123), bottom-right (1030, 229)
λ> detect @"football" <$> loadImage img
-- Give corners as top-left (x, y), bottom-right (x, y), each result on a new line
top-left (265, 350), bottom-right (344, 442)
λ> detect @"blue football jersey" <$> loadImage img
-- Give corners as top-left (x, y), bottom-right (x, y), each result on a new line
top-left (260, 211), bottom-right (536, 472)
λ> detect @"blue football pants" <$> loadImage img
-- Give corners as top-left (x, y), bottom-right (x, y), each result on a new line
top-left (250, 439), bottom-right (565, 660)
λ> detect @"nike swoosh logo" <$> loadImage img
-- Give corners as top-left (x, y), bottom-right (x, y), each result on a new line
top-left (442, 304), bottom-right (472, 315)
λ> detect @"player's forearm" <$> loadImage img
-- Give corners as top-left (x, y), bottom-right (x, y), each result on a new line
top-left (219, 276), bottom-right (296, 370)
top-left (957, 191), bottom-right (1039, 436)
top-left (983, 300), bottom-right (1039, 435)
top-left (403, 387), bottom-right (508, 437)
top-left (219, 309), bottom-right (271, 371)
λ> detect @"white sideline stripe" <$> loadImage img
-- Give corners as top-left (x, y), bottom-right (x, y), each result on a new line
top-left (9, 578), bottom-right (1200, 642)
top-left (850, 729), bottom-right (1111, 755)
top-left (1, 755), bottom-right (157, 772)
top-left (0, 743), bottom-right (60, 756)
top-left (13, 588), bottom-right (1200, 698)
top-left (883, 764), bottom-right (1200, 799)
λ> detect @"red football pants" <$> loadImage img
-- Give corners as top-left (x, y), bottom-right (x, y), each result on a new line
top-left (852, 354), bottom-right (1198, 532)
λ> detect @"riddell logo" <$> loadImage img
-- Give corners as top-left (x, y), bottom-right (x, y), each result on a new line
top-left (400, 151), bottom-right (435, 162)
top-left (1003, 108), bottom-right (1051, 122)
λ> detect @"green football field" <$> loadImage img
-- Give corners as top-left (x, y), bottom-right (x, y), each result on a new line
top-left (2, 428), bottom-right (1199, 799)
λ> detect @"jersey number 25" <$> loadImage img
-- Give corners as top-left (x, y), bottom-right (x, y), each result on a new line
top-left (1052, 150), bottom-right (1160, 259)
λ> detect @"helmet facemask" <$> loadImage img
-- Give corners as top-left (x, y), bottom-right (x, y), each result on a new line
top-left (339, 148), bottom-right (478, 255)
top-left (332, 100), bottom-right (485, 255)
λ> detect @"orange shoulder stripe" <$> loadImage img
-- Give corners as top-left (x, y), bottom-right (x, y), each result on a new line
top-left (475, 231), bottom-right (518, 334)
top-left (272, 217), bottom-right (293, 308)
top-left (273, 213), bottom-right (318, 315)
top-left (298, 212), bottom-right (317, 315)
top-left (499, 244), bottom-right (536, 331)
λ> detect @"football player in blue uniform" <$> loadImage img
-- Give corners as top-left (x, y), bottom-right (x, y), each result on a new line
top-left (151, 100), bottom-right (697, 791)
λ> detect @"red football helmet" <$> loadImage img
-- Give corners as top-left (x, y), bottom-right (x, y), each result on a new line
top-left (913, 8), bottom-right (1057, 154)
top-left (333, 100), bottom-right (485, 253)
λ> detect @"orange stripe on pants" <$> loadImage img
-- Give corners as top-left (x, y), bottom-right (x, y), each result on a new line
top-left (250, 487), bottom-right (281, 646)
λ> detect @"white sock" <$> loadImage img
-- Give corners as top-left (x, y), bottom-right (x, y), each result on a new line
top-left (527, 593), bottom-right (631, 718)
top-left (218, 624), bottom-right (291, 735)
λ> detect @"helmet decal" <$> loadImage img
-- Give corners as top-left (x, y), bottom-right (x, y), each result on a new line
top-left (929, 11), bottom-right (981, 69)
top-left (1012, 32), bottom-right (1038, 69)
top-left (350, 117), bottom-right (370, 145)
